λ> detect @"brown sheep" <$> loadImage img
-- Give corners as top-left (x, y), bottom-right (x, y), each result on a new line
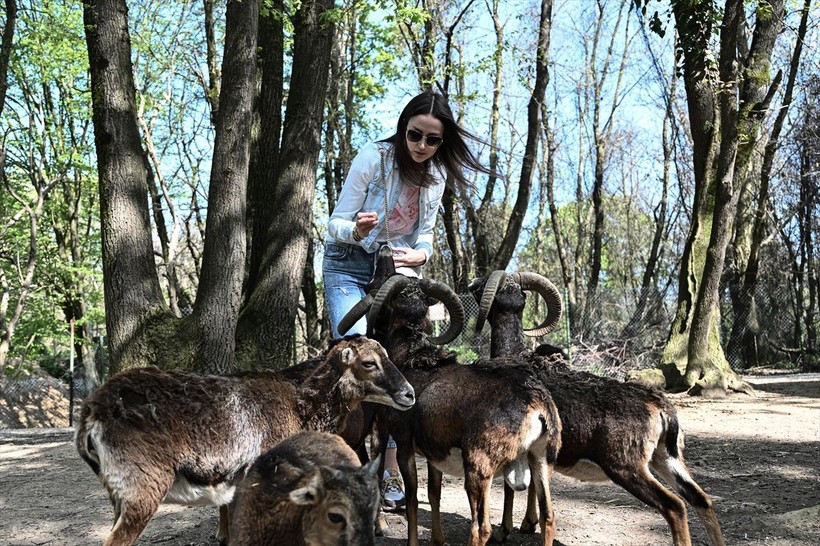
top-left (229, 431), bottom-right (381, 546)
top-left (340, 256), bottom-right (562, 546)
top-left (470, 271), bottom-right (725, 546)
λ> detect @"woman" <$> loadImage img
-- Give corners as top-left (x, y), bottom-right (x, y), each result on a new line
top-left (323, 90), bottom-right (492, 511)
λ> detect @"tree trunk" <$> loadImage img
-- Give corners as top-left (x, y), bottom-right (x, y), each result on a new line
top-left (542, 100), bottom-right (575, 317)
top-left (442, 186), bottom-right (470, 291)
top-left (301, 236), bottom-right (323, 355)
top-left (83, 0), bottom-right (259, 374)
top-left (472, 0), bottom-right (504, 280)
top-left (635, 0), bottom-right (784, 395)
top-left (246, 0), bottom-right (284, 299)
top-left (728, 0), bottom-right (809, 368)
top-left (53, 171), bottom-right (100, 388)
top-left (82, 0), bottom-right (173, 373)
top-left (140, 119), bottom-right (184, 317)
top-left (0, 191), bottom-right (43, 371)
top-left (492, 0), bottom-right (552, 271)
top-left (585, 0), bottom-right (630, 318)
top-left (203, 0), bottom-right (221, 123)
top-left (0, 0), bottom-right (15, 115)
top-left (0, 0), bottom-right (17, 370)
top-left (191, 0), bottom-right (257, 374)
top-left (798, 150), bottom-right (818, 355)
top-left (623, 71), bottom-right (672, 340)
top-left (236, 0), bottom-right (334, 370)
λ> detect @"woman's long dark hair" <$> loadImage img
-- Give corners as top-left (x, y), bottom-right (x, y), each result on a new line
top-left (380, 91), bottom-right (494, 190)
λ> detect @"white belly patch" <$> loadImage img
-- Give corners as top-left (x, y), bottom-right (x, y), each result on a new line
top-left (558, 458), bottom-right (609, 482)
top-left (427, 448), bottom-right (532, 492)
top-left (164, 477), bottom-right (237, 507)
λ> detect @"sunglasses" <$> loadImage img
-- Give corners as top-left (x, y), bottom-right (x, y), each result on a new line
top-left (406, 129), bottom-right (443, 148)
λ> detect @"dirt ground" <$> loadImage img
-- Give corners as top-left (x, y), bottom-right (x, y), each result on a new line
top-left (1, 373), bottom-right (818, 546)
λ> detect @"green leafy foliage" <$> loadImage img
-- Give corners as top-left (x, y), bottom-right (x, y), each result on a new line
top-left (1, 0), bottom-right (103, 374)
top-left (448, 343), bottom-right (478, 363)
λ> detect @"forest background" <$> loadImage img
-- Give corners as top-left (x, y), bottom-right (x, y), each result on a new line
top-left (0, 0), bottom-right (818, 405)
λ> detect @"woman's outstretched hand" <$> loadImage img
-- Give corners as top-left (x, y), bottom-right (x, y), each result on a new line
top-left (390, 247), bottom-right (427, 268)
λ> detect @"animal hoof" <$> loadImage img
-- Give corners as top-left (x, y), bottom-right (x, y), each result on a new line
top-left (519, 520), bottom-right (537, 534)
top-left (490, 527), bottom-right (509, 543)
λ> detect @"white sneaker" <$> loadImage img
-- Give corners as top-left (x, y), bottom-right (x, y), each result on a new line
top-left (381, 468), bottom-right (406, 512)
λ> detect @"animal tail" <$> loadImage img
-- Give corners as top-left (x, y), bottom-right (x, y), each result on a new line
top-left (541, 398), bottom-right (562, 464)
top-left (658, 409), bottom-right (713, 511)
top-left (74, 405), bottom-right (101, 476)
top-left (662, 409), bottom-right (681, 459)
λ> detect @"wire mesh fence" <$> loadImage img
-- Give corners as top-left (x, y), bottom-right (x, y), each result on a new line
top-left (437, 283), bottom-right (815, 378)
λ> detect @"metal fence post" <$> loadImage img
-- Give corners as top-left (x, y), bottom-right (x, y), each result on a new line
top-left (564, 287), bottom-right (572, 363)
top-left (69, 318), bottom-right (75, 427)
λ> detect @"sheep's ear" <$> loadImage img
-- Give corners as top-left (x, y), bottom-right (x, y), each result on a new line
top-left (289, 471), bottom-right (324, 506)
top-left (363, 454), bottom-right (382, 479)
top-left (340, 347), bottom-right (354, 365)
top-left (323, 466), bottom-right (346, 481)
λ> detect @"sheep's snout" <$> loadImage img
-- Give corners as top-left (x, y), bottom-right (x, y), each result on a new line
top-left (392, 385), bottom-right (416, 410)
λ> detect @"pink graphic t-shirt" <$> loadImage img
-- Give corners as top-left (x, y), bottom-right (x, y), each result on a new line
top-left (387, 184), bottom-right (420, 237)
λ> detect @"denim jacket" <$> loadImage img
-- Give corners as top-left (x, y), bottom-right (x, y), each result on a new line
top-left (327, 142), bottom-right (446, 261)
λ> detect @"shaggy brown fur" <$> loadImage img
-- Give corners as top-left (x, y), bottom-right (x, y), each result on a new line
top-left (368, 279), bottom-right (562, 546)
top-left (229, 431), bottom-right (380, 546)
top-left (75, 336), bottom-right (413, 546)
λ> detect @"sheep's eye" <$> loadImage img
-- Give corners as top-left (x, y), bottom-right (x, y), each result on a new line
top-left (328, 512), bottom-right (346, 526)
top-left (361, 360), bottom-right (377, 370)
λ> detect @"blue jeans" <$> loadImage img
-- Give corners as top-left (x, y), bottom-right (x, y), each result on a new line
top-left (323, 242), bottom-right (375, 339)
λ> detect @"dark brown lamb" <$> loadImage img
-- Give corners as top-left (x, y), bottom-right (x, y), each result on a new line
top-left (229, 431), bottom-right (381, 546)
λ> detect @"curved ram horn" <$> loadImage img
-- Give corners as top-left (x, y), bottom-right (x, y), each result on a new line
top-left (337, 293), bottom-right (374, 336)
top-left (419, 279), bottom-right (466, 345)
top-left (367, 275), bottom-right (412, 336)
top-left (510, 272), bottom-right (563, 337)
top-left (475, 270), bottom-right (509, 333)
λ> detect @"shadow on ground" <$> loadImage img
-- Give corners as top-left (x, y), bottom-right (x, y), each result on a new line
top-left (748, 378), bottom-right (820, 399)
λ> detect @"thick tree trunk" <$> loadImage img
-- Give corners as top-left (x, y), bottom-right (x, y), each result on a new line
top-left (82, 0), bottom-right (173, 373)
top-left (635, 0), bottom-right (783, 395)
top-left (683, 0), bottom-right (745, 395)
top-left (728, 0), bottom-right (807, 368)
top-left (191, 0), bottom-right (257, 374)
top-left (236, 0), bottom-right (334, 370)
top-left (246, 0), bottom-right (284, 299)
top-left (684, 0), bottom-right (781, 394)
top-left (83, 0), bottom-right (259, 374)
